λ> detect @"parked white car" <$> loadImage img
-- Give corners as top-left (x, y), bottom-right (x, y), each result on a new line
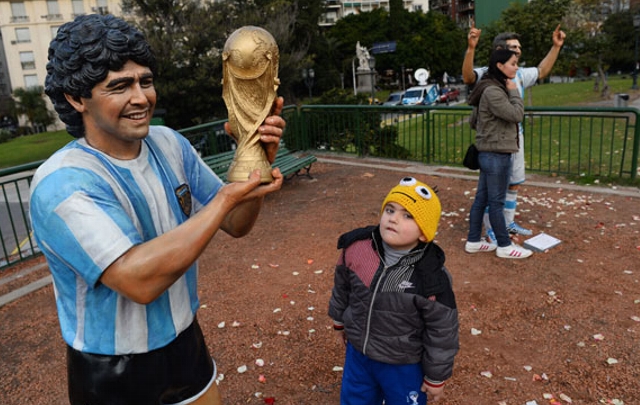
top-left (401, 84), bottom-right (439, 106)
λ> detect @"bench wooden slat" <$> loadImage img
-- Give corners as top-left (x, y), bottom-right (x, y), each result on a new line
top-left (203, 147), bottom-right (316, 182)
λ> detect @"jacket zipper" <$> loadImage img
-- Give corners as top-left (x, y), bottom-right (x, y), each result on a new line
top-left (363, 234), bottom-right (424, 355)
top-left (363, 263), bottom-right (386, 355)
top-left (363, 235), bottom-right (390, 355)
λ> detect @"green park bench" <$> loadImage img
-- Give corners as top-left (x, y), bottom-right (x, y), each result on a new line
top-left (202, 147), bottom-right (317, 182)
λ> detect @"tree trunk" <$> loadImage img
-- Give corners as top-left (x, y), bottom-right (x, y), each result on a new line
top-left (597, 58), bottom-right (609, 99)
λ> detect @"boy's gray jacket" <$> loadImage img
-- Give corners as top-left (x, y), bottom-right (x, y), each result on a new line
top-left (328, 226), bottom-right (459, 382)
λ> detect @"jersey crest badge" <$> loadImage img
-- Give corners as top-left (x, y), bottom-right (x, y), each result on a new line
top-left (175, 184), bottom-right (192, 217)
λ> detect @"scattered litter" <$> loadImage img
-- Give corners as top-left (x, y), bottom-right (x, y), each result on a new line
top-left (307, 259), bottom-right (314, 265)
top-left (559, 393), bottom-right (573, 403)
top-left (599, 399), bottom-right (624, 405)
top-left (251, 264), bottom-right (260, 269)
top-left (268, 263), bottom-right (279, 268)
top-left (523, 365), bottom-right (533, 371)
top-left (471, 328), bottom-right (482, 336)
top-left (237, 365), bottom-right (247, 373)
top-left (277, 330), bottom-right (290, 336)
top-left (504, 376), bottom-right (517, 381)
top-left (631, 316), bottom-right (640, 322)
top-left (252, 342), bottom-right (263, 349)
top-left (307, 316), bottom-right (314, 321)
top-left (593, 333), bottom-right (605, 341)
top-left (292, 272), bottom-right (299, 276)
top-left (607, 358), bottom-right (619, 365)
top-left (217, 321), bottom-right (225, 328)
top-left (255, 359), bottom-right (265, 367)
top-left (480, 370), bottom-right (493, 378)
top-left (258, 374), bottom-right (266, 383)
top-left (232, 321), bottom-right (240, 327)
top-left (273, 308), bottom-right (282, 313)
top-left (333, 366), bottom-right (343, 372)
top-left (525, 401), bottom-right (539, 405)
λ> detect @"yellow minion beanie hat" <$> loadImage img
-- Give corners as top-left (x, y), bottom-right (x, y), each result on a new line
top-left (381, 177), bottom-right (442, 242)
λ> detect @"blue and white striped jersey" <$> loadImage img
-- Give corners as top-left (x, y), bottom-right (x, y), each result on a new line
top-left (29, 126), bottom-right (224, 355)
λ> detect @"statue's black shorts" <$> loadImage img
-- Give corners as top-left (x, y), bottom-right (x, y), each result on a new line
top-left (66, 317), bottom-right (215, 405)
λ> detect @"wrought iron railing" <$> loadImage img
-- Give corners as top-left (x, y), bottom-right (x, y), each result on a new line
top-left (1, 104), bottom-right (638, 270)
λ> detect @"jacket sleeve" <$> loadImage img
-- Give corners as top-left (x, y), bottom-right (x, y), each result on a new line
top-left (420, 266), bottom-right (460, 382)
top-left (483, 86), bottom-right (524, 124)
top-left (328, 251), bottom-right (350, 326)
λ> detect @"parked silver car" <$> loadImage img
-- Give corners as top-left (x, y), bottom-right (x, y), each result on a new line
top-left (382, 91), bottom-right (404, 106)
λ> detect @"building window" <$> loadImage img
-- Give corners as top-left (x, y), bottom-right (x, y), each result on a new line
top-left (10, 2), bottom-right (29, 23)
top-left (46, 0), bottom-right (63, 20)
top-left (95, 0), bottom-right (109, 14)
top-left (20, 52), bottom-right (36, 70)
top-left (15, 28), bottom-right (31, 43)
top-left (72, 0), bottom-right (85, 17)
top-left (24, 74), bottom-right (39, 89)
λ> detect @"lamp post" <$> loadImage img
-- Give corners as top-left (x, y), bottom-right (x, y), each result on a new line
top-left (633, 15), bottom-right (640, 90)
top-left (301, 68), bottom-right (315, 100)
top-left (368, 56), bottom-right (376, 104)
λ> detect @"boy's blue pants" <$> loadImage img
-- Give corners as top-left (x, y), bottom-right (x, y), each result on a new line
top-left (340, 342), bottom-right (427, 405)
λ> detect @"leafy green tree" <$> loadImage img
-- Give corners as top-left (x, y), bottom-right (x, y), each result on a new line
top-left (327, 9), bottom-right (466, 91)
top-left (563, 0), bottom-right (620, 97)
top-left (122, 0), bottom-right (319, 127)
top-left (601, 10), bottom-right (636, 73)
top-left (474, 0), bottom-right (571, 73)
top-left (12, 86), bottom-right (55, 133)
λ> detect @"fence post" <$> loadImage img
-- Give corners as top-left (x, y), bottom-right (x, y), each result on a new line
top-left (631, 109), bottom-right (640, 180)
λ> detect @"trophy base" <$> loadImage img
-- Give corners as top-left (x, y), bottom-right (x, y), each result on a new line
top-left (226, 158), bottom-right (274, 184)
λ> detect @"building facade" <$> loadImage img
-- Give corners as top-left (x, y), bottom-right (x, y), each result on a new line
top-left (0, 0), bottom-right (123, 128)
top-left (320, 0), bottom-right (430, 26)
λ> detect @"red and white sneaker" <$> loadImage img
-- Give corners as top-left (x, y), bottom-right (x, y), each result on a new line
top-left (496, 243), bottom-right (533, 259)
top-left (465, 240), bottom-right (497, 253)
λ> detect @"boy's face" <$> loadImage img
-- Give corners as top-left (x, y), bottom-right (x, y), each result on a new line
top-left (379, 201), bottom-right (427, 251)
top-left (65, 60), bottom-right (156, 159)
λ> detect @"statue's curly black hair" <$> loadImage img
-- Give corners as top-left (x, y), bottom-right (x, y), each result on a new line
top-left (45, 14), bottom-right (156, 138)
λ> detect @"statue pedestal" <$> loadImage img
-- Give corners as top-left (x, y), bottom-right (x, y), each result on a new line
top-left (356, 69), bottom-right (376, 94)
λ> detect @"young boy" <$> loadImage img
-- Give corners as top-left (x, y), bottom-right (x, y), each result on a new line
top-left (329, 177), bottom-right (459, 405)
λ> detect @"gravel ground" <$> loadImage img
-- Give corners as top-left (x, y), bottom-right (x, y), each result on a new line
top-left (1, 158), bottom-right (639, 405)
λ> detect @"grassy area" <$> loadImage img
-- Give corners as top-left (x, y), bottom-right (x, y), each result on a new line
top-left (527, 75), bottom-right (638, 107)
top-left (0, 130), bottom-right (71, 169)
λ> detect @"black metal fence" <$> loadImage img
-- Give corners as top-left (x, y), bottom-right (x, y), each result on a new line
top-left (2, 104), bottom-right (638, 270)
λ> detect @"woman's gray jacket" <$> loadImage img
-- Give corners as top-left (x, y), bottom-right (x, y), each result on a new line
top-left (472, 84), bottom-right (523, 154)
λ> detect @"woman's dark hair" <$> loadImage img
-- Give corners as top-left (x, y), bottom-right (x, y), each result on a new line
top-left (45, 14), bottom-right (156, 138)
top-left (487, 49), bottom-right (518, 84)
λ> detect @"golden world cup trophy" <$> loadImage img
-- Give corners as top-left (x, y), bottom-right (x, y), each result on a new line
top-left (222, 26), bottom-right (280, 183)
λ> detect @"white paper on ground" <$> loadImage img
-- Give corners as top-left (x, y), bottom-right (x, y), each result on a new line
top-left (523, 233), bottom-right (562, 252)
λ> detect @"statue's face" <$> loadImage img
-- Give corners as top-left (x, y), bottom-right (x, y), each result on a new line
top-left (70, 60), bottom-right (156, 159)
